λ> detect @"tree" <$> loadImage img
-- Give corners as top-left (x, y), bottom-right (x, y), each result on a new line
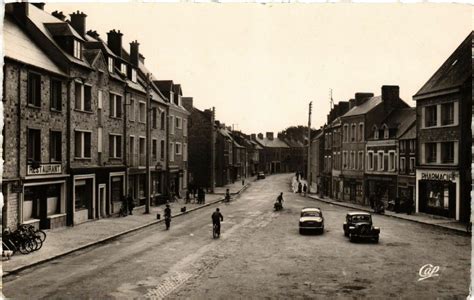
top-left (279, 126), bottom-right (319, 145)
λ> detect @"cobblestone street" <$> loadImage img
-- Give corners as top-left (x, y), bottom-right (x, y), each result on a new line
top-left (3, 174), bottom-right (470, 299)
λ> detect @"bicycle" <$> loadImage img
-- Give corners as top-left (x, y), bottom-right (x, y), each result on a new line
top-left (213, 223), bottom-right (220, 239)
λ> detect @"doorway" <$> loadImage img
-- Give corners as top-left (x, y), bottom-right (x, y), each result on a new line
top-left (98, 184), bottom-right (106, 218)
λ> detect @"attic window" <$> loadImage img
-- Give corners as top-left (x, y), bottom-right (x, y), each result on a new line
top-left (131, 69), bottom-right (137, 82)
top-left (108, 57), bottom-right (114, 73)
top-left (73, 40), bottom-right (82, 59)
top-left (373, 126), bottom-right (379, 139)
top-left (121, 63), bottom-right (127, 75)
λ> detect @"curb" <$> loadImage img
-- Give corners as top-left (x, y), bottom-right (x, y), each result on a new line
top-left (3, 182), bottom-right (253, 278)
top-left (306, 194), bottom-right (468, 236)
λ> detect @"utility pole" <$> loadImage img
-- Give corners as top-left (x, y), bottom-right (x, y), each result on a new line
top-left (210, 107), bottom-right (216, 193)
top-left (329, 89), bottom-right (334, 110)
top-left (307, 101), bottom-right (312, 185)
top-left (145, 73), bottom-right (151, 214)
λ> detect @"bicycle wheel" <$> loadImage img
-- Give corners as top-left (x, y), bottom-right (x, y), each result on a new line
top-left (33, 236), bottom-right (43, 251)
top-left (18, 239), bottom-right (33, 254)
top-left (35, 230), bottom-right (47, 242)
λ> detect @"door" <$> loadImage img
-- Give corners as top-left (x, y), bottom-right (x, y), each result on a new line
top-left (98, 184), bottom-right (106, 218)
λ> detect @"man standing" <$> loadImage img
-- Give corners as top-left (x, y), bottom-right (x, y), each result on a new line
top-left (164, 204), bottom-right (171, 230)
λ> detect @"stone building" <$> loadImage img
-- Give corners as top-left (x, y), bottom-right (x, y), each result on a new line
top-left (215, 123), bottom-right (235, 187)
top-left (398, 119), bottom-right (417, 210)
top-left (254, 132), bottom-right (290, 174)
top-left (309, 130), bottom-right (324, 194)
top-left (414, 32), bottom-right (472, 222)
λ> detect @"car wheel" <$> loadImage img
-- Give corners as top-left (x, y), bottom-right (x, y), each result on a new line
top-left (374, 237), bottom-right (379, 243)
top-left (320, 228), bottom-right (324, 234)
top-left (344, 230), bottom-right (348, 237)
top-left (349, 233), bottom-right (356, 243)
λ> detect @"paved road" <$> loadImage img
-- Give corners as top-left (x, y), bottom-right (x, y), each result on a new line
top-left (3, 174), bottom-right (471, 299)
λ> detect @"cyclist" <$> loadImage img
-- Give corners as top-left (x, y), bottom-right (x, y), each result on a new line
top-left (275, 192), bottom-right (284, 210)
top-left (164, 204), bottom-right (171, 230)
top-left (224, 189), bottom-right (231, 203)
top-left (212, 208), bottom-right (224, 235)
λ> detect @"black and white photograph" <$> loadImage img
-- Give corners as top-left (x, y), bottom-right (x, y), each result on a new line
top-left (0, 1), bottom-right (472, 299)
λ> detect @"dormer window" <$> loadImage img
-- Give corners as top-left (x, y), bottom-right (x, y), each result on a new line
top-left (373, 126), bottom-right (379, 139)
top-left (382, 125), bottom-right (389, 139)
top-left (108, 57), bottom-right (114, 73)
top-left (120, 63), bottom-right (127, 75)
top-left (170, 91), bottom-right (174, 103)
top-left (73, 39), bottom-right (82, 59)
top-left (131, 69), bottom-right (137, 82)
top-left (178, 95), bottom-right (182, 106)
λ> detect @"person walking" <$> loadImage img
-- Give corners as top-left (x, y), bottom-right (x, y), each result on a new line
top-left (303, 184), bottom-right (307, 197)
top-left (164, 204), bottom-right (171, 230)
top-left (298, 182), bottom-right (302, 194)
top-left (127, 192), bottom-right (135, 215)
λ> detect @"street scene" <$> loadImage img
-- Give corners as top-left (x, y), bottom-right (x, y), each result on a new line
top-left (3, 174), bottom-right (471, 299)
top-left (1, 2), bottom-right (472, 299)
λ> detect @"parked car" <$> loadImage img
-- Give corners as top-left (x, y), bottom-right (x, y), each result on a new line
top-left (257, 172), bottom-right (266, 179)
top-left (299, 207), bottom-right (324, 234)
top-left (343, 212), bottom-right (380, 243)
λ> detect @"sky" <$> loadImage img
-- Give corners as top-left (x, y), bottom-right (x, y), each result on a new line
top-left (47, 3), bottom-right (472, 135)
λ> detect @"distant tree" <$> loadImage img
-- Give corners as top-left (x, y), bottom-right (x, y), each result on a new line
top-left (279, 126), bottom-right (319, 145)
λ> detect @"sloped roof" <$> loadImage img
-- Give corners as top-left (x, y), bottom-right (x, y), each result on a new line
top-left (28, 4), bottom-right (90, 68)
top-left (382, 107), bottom-right (416, 138)
top-left (154, 80), bottom-right (174, 94)
top-left (44, 23), bottom-right (84, 40)
top-left (342, 96), bottom-right (382, 117)
top-left (82, 49), bottom-right (100, 66)
top-left (4, 16), bottom-right (66, 76)
top-left (399, 123), bottom-right (416, 140)
top-left (255, 137), bottom-right (289, 148)
top-left (414, 32), bottom-right (473, 98)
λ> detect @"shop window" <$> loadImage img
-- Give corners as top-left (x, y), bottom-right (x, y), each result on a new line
top-left (441, 142), bottom-right (454, 163)
top-left (160, 140), bottom-right (165, 160)
top-left (23, 187), bottom-right (39, 220)
top-left (441, 102), bottom-right (454, 126)
top-left (28, 72), bottom-right (41, 107)
top-left (424, 181), bottom-right (452, 210)
top-left (425, 143), bottom-right (437, 163)
top-left (425, 105), bottom-right (437, 127)
top-left (109, 134), bottom-right (122, 158)
top-left (50, 79), bottom-right (62, 111)
top-left (74, 130), bottom-right (91, 159)
top-left (75, 179), bottom-right (90, 210)
top-left (46, 184), bottom-right (61, 215)
top-left (400, 157), bottom-right (406, 173)
top-left (109, 94), bottom-right (122, 118)
top-left (28, 128), bottom-right (41, 163)
top-left (50, 131), bottom-right (62, 162)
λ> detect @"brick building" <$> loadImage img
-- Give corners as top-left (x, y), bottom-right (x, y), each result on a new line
top-left (414, 32), bottom-right (472, 222)
top-left (215, 124), bottom-right (235, 187)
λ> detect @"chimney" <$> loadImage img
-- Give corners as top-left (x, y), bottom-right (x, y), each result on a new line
top-left (251, 134), bottom-right (256, 140)
top-left (32, 3), bottom-right (45, 10)
top-left (277, 133), bottom-right (284, 140)
top-left (258, 133), bottom-right (263, 139)
top-left (70, 11), bottom-right (87, 37)
top-left (52, 11), bottom-right (66, 21)
top-left (381, 85), bottom-right (400, 111)
top-left (107, 30), bottom-right (123, 58)
top-left (339, 101), bottom-right (350, 116)
top-left (9, 3), bottom-right (29, 24)
top-left (86, 30), bottom-right (99, 39)
top-left (266, 132), bottom-right (274, 140)
top-left (182, 97), bottom-right (193, 111)
top-left (349, 99), bottom-right (355, 109)
top-left (130, 40), bottom-right (140, 67)
top-left (355, 92), bottom-right (374, 106)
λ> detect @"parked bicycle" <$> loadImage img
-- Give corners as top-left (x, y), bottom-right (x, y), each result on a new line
top-left (3, 224), bottom-right (47, 256)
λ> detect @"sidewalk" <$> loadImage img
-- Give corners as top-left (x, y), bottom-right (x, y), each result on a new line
top-left (290, 176), bottom-right (467, 234)
top-left (2, 179), bottom-right (253, 277)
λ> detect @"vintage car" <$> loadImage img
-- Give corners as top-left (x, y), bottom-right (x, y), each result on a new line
top-left (343, 212), bottom-right (380, 243)
top-left (257, 172), bottom-right (266, 180)
top-left (299, 207), bottom-right (324, 234)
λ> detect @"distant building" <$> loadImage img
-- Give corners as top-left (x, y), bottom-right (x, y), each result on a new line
top-left (254, 132), bottom-right (290, 174)
top-left (413, 32), bottom-right (472, 222)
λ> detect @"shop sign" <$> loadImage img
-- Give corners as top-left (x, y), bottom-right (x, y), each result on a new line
top-left (27, 163), bottom-right (62, 176)
top-left (421, 172), bottom-right (456, 182)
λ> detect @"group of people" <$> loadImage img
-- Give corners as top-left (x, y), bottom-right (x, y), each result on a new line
top-left (185, 187), bottom-right (207, 204)
top-left (369, 194), bottom-right (414, 215)
top-left (121, 191), bottom-right (136, 216)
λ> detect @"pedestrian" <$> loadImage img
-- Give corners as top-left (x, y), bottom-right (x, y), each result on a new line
top-left (298, 182), bottom-right (302, 194)
top-left (127, 191), bottom-right (135, 215)
top-left (303, 184), bottom-right (307, 197)
top-left (185, 189), bottom-right (191, 204)
top-left (164, 204), bottom-right (171, 230)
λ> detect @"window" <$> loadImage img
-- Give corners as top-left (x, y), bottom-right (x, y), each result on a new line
top-left (351, 124), bottom-right (356, 141)
top-left (139, 137), bottom-right (145, 166)
top-left (426, 143), bottom-right (437, 163)
top-left (358, 123), bottom-right (364, 141)
top-left (400, 140), bottom-right (406, 154)
top-left (373, 126), bottom-right (379, 139)
top-left (441, 103), bottom-right (454, 126)
top-left (50, 79), bottom-right (62, 111)
top-left (383, 125), bottom-right (389, 139)
top-left (343, 124), bottom-right (349, 142)
top-left (183, 119), bottom-right (187, 136)
top-left (409, 157), bottom-right (415, 173)
top-left (358, 151), bottom-right (363, 170)
top-left (350, 151), bottom-right (355, 169)
top-left (169, 91), bottom-right (174, 104)
top-left (183, 143), bottom-right (188, 161)
top-left (178, 95), bottom-right (182, 106)
top-left (108, 57), bottom-right (114, 73)
top-left (175, 143), bottom-right (182, 155)
top-left (27, 129), bottom-right (41, 162)
top-left (175, 116), bottom-right (182, 129)
top-left (120, 63), bottom-right (127, 75)
top-left (50, 131), bottom-right (62, 162)
top-left (152, 139), bottom-right (157, 161)
top-left (129, 136), bottom-right (135, 165)
top-left (74, 83), bottom-right (92, 111)
top-left (377, 151), bottom-right (384, 171)
top-left (139, 102), bottom-right (146, 123)
top-left (28, 73), bottom-right (41, 107)
top-left (425, 105), bottom-right (437, 127)
top-left (109, 134), bottom-right (122, 158)
top-left (388, 151), bottom-right (396, 171)
top-left (131, 69), bottom-right (137, 83)
top-left (129, 98), bottom-right (135, 121)
top-left (400, 157), bottom-right (406, 173)
top-left (73, 40), bottom-right (82, 59)
top-left (160, 112), bottom-right (166, 130)
top-left (98, 127), bottom-right (102, 153)
top-left (170, 115), bottom-right (175, 134)
top-left (109, 94), bottom-right (122, 118)
top-left (160, 140), bottom-right (165, 160)
top-left (169, 142), bottom-right (175, 162)
top-left (409, 140), bottom-right (415, 154)
top-left (75, 130), bottom-right (91, 158)
top-left (343, 151), bottom-right (348, 169)
top-left (367, 152), bottom-right (374, 170)
top-left (98, 90), bottom-right (103, 109)
top-left (152, 108), bottom-right (158, 129)
top-left (441, 142), bottom-right (454, 163)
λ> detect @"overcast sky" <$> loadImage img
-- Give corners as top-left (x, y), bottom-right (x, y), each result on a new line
top-left (47, 3), bottom-right (471, 135)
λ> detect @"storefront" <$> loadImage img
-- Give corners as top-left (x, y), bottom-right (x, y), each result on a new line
top-left (366, 175), bottom-right (397, 209)
top-left (332, 176), bottom-right (343, 201)
top-left (397, 175), bottom-right (416, 211)
top-left (109, 172), bottom-right (125, 214)
top-left (416, 169), bottom-right (459, 220)
top-left (343, 177), bottom-right (364, 204)
top-left (73, 174), bottom-right (95, 225)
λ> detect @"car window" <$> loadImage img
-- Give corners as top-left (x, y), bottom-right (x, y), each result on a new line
top-left (352, 215), bottom-right (371, 222)
top-left (302, 211), bottom-right (321, 217)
